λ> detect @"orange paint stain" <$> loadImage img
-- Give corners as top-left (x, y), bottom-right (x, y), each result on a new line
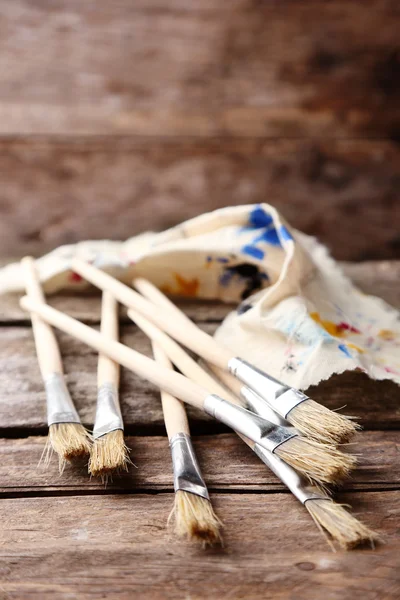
top-left (161, 274), bottom-right (200, 298)
top-left (174, 273), bottom-right (199, 297)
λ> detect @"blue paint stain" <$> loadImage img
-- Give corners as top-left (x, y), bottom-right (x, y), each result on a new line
top-left (338, 343), bottom-right (352, 358)
top-left (216, 257), bottom-right (229, 263)
top-left (279, 225), bottom-right (293, 242)
top-left (241, 245), bottom-right (265, 260)
top-left (254, 227), bottom-right (281, 247)
top-left (248, 206), bottom-right (273, 229)
top-left (219, 271), bottom-right (233, 286)
top-left (206, 256), bottom-right (212, 263)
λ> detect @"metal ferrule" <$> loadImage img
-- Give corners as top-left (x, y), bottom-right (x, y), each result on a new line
top-left (203, 394), bottom-right (297, 454)
top-left (240, 386), bottom-right (290, 427)
top-left (44, 372), bottom-right (81, 426)
top-left (93, 382), bottom-right (124, 439)
top-left (170, 433), bottom-right (209, 500)
top-left (228, 357), bottom-right (309, 419)
top-left (253, 443), bottom-right (327, 505)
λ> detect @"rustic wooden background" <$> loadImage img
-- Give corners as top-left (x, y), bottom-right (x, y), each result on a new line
top-left (0, 0), bottom-right (399, 260)
top-left (0, 261), bottom-right (400, 599)
top-left (0, 3), bottom-right (400, 598)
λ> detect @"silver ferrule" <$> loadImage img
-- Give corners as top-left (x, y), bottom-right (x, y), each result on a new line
top-left (240, 386), bottom-right (290, 427)
top-left (203, 394), bottom-right (297, 453)
top-left (44, 373), bottom-right (81, 426)
top-left (93, 382), bottom-right (124, 439)
top-left (228, 357), bottom-right (309, 419)
top-left (170, 433), bottom-right (209, 500)
top-left (253, 444), bottom-right (327, 505)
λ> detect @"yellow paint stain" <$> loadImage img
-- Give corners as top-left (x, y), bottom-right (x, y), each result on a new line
top-left (310, 312), bottom-right (346, 337)
top-left (347, 343), bottom-right (364, 354)
top-left (378, 329), bottom-right (396, 341)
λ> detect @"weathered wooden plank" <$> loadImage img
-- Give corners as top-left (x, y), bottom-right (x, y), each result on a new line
top-left (1, 261), bottom-right (399, 324)
top-left (0, 1), bottom-right (398, 138)
top-left (0, 323), bottom-right (399, 432)
top-left (0, 139), bottom-right (399, 260)
top-left (343, 261), bottom-right (400, 307)
top-left (0, 492), bottom-right (398, 600)
top-left (0, 293), bottom-right (232, 325)
top-left (0, 431), bottom-right (397, 495)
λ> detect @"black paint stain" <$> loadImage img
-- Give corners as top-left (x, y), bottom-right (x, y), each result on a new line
top-left (223, 263), bottom-right (267, 300)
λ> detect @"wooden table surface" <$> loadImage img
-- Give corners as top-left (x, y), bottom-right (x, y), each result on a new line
top-left (0, 260), bottom-right (399, 599)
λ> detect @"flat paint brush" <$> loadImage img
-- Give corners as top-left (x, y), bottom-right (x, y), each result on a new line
top-left (19, 296), bottom-right (352, 486)
top-left (152, 341), bottom-right (222, 546)
top-left (21, 257), bottom-right (91, 472)
top-left (129, 308), bottom-right (356, 487)
top-left (133, 276), bottom-right (361, 445)
top-left (89, 291), bottom-right (130, 480)
top-left (69, 259), bottom-right (359, 445)
top-left (129, 309), bottom-right (377, 550)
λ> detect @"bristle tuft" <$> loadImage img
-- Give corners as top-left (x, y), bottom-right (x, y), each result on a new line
top-left (289, 399), bottom-right (360, 445)
top-left (306, 498), bottom-right (379, 550)
top-left (275, 436), bottom-right (356, 486)
top-left (40, 423), bottom-right (92, 473)
top-left (168, 490), bottom-right (223, 547)
top-left (89, 430), bottom-right (130, 481)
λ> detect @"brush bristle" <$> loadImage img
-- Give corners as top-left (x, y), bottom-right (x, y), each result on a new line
top-left (288, 399), bottom-right (360, 445)
top-left (306, 498), bottom-right (379, 550)
top-left (40, 423), bottom-right (92, 473)
top-left (89, 429), bottom-right (130, 481)
top-left (275, 436), bottom-right (356, 486)
top-left (168, 490), bottom-right (223, 547)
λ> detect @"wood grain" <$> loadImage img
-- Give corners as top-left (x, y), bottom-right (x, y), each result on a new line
top-left (1, 261), bottom-right (399, 323)
top-left (1, 323), bottom-right (399, 432)
top-left (0, 260), bottom-right (399, 598)
top-left (0, 492), bottom-right (398, 600)
top-left (0, 431), bottom-right (398, 496)
top-left (0, 1), bottom-right (398, 138)
top-left (0, 260), bottom-right (399, 431)
top-left (0, 293), bottom-right (232, 325)
top-left (0, 139), bottom-right (399, 260)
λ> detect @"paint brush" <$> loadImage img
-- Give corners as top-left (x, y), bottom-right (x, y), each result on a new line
top-left (20, 296), bottom-right (354, 487)
top-left (127, 276), bottom-right (290, 427)
top-left (69, 259), bottom-right (359, 445)
top-left (129, 307), bottom-right (356, 487)
top-left (133, 275), bottom-right (361, 444)
top-left (89, 291), bottom-right (130, 480)
top-left (21, 257), bottom-right (91, 472)
top-left (152, 341), bottom-right (222, 546)
top-left (128, 309), bottom-right (377, 550)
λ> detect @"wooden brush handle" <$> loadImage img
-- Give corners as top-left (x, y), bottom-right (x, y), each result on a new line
top-left (207, 364), bottom-right (243, 398)
top-left (71, 258), bottom-right (232, 369)
top-left (131, 308), bottom-right (254, 450)
top-left (131, 280), bottom-right (244, 399)
top-left (129, 308), bottom-right (236, 403)
top-left (151, 341), bottom-right (190, 440)
top-left (98, 291), bottom-right (120, 388)
top-left (20, 296), bottom-right (207, 411)
top-left (133, 278), bottom-right (195, 328)
top-left (21, 257), bottom-right (64, 379)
